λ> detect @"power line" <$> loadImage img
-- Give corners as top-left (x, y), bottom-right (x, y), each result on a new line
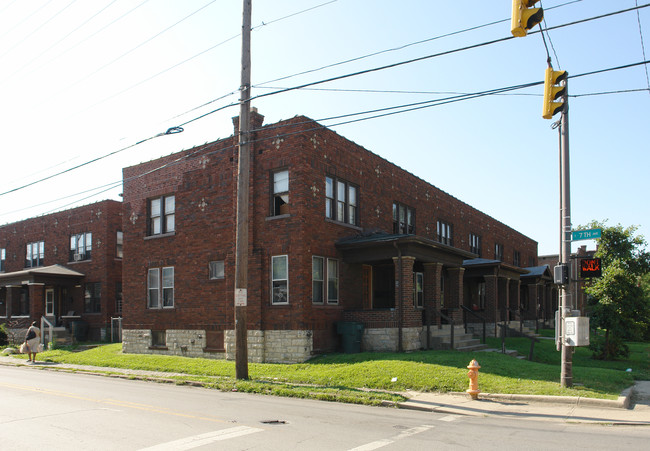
top-left (38, 0), bottom-right (219, 107)
top-left (7, 61), bottom-right (649, 218)
top-left (1, 0), bottom-right (121, 85)
top-left (636, 0), bottom-right (650, 95)
top-left (0, 0), bottom-right (76, 61)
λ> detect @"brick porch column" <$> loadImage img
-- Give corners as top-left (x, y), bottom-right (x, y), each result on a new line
top-left (393, 255), bottom-right (416, 352)
top-left (483, 274), bottom-right (498, 330)
top-left (446, 267), bottom-right (464, 324)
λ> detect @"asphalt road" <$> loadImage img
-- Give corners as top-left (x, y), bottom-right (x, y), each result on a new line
top-left (1, 365), bottom-right (649, 450)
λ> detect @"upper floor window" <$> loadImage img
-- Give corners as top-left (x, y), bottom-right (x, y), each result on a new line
top-left (148, 267), bottom-right (174, 309)
top-left (149, 195), bottom-right (175, 235)
top-left (25, 241), bottom-right (44, 268)
top-left (272, 169), bottom-right (289, 216)
top-left (116, 231), bottom-right (123, 258)
top-left (271, 255), bottom-right (288, 304)
top-left (325, 176), bottom-right (358, 226)
top-left (495, 243), bottom-right (504, 261)
top-left (469, 233), bottom-right (481, 257)
top-left (70, 232), bottom-right (92, 262)
top-left (437, 221), bottom-right (453, 246)
top-left (0, 248), bottom-right (5, 272)
top-left (84, 282), bottom-right (101, 313)
top-left (393, 202), bottom-right (415, 234)
top-left (513, 250), bottom-right (521, 267)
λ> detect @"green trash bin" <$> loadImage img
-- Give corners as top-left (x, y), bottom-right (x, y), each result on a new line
top-left (336, 321), bottom-right (364, 353)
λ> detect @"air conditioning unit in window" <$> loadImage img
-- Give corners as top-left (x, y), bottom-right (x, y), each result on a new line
top-left (73, 253), bottom-right (83, 261)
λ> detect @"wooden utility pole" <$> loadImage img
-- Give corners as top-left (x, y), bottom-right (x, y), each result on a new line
top-left (234, 0), bottom-right (251, 380)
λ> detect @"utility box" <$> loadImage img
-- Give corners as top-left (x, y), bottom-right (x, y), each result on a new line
top-left (564, 317), bottom-right (589, 346)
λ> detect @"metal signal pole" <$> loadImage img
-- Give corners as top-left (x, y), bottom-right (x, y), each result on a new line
top-left (234, 0), bottom-right (251, 380)
top-left (559, 78), bottom-right (573, 388)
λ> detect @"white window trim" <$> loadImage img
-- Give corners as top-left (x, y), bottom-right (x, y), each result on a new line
top-left (312, 256), bottom-right (324, 304)
top-left (148, 267), bottom-right (175, 309)
top-left (271, 255), bottom-right (289, 305)
top-left (326, 258), bottom-right (339, 304)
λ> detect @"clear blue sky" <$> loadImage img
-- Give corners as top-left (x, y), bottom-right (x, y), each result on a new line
top-left (0, 0), bottom-right (648, 256)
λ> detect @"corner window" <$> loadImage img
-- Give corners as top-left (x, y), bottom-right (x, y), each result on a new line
top-left (414, 272), bottom-right (424, 308)
top-left (271, 255), bottom-right (288, 304)
top-left (25, 241), bottom-right (44, 268)
top-left (272, 169), bottom-right (289, 216)
top-left (149, 195), bottom-right (175, 235)
top-left (469, 233), bottom-right (481, 257)
top-left (437, 221), bottom-right (453, 246)
top-left (70, 232), bottom-right (92, 262)
top-left (84, 282), bottom-right (101, 313)
top-left (209, 261), bottom-right (225, 280)
top-left (148, 267), bottom-right (174, 308)
top-left (325, 176), bottom-right (358, 225)
top-left (393, 202), bottom-right (415, 234)
top-left (0, 248), bottom-right (5, 272)
top-left (495, 243), bottom-right (504, 261)
top-left (116, 231), bottom-right (123, 258)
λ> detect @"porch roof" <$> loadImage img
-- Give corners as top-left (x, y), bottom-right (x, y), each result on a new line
top-left (521, 264), bottom-right (553, 280)
top-left (0, 264), bottom-right (85, 286)
top-left (462, 257), bottom-right (529, 278)
top-left (336, 232), bottom-right (475, 266)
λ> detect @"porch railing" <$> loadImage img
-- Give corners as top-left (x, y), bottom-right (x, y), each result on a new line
top-left (498, 322), bottom-right (539, 361)
top-left (460, 305), bottom-right (486, 344)
top-left (40, 316), bottom-right (54, 349)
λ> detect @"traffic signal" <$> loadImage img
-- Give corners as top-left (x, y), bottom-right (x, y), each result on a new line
top-left (543, 67), bottom-right (567, 119)
top-left (511, 0), bottom-right (544, 37)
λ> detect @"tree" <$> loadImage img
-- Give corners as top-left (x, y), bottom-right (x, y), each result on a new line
top-left (580, 221), bottom-right (650, 360)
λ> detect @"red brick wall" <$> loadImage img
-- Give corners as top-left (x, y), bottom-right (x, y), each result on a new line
top-left (0, 200), bottom-right (123, 336)
top-left (121, 115), bottom-right (538, 343)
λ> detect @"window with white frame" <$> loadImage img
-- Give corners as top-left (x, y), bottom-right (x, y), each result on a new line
top-left (325, 176), bottom-right (358, 226)
top-left (25, 241), bottom-right (44, 268)
top-left (148, 267), bottom-right (174, 308)
top-left (312, 257), bottom-right (324, 304)
top-left (209, 260), bottom-right (225, 280)
top-left (437, 221), bottom-right (453, 246)
top-left (469, 233), bottom-right (481, 257)
top-left (327, 258), bottom-right (339, 304)
top-left (0, 248), bottom-right (5, 272)
top-left (393, 202), bottom-right (415, 234)
top-left (414, 272), bottom-right (424, 308)
top-left (271, 255), bottom-right (288, 304)
top-left (116, 231), bottom-right (123, 258)
top-left (149, 195), bottom-right (175, 235)
top-left (272, 169), bottom-right (289, 216)
top-left (495, 243), bottom-right (503, 261)
top-left (70, 232), bottom-right (92, 261)
top-left (312, 256), bottom-right (339, 304)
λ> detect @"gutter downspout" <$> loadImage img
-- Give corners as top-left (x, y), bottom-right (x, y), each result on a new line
top-left (393, 241), bottom-right (403, 353)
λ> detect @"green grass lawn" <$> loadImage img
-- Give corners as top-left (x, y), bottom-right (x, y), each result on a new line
top-left (7, 336), bottom-right (646, 406)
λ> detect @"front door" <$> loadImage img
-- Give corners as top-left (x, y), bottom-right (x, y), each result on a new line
top-left (45, 288), bottom-right (54, 317)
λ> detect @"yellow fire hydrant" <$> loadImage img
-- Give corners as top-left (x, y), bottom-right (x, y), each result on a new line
top-left (466, 359), bottom-right (481, 400)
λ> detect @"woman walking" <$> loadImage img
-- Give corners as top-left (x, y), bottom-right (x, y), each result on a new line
top-left (24, 321), bottom-right (41, 363)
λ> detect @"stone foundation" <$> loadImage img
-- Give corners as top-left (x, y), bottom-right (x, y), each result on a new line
top-left (122, 328), bottom-right (313, 363)
top-left (362, 327), bottom-right (423, 352)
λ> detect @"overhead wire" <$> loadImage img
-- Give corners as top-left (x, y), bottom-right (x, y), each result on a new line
top-left (636, 0), bottom-right (650, 95)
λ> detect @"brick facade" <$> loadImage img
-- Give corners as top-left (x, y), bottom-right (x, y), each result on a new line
top-left (0, 200), bottom-right (123, 340)
top-left (120, 112), bottom-right (541, 362)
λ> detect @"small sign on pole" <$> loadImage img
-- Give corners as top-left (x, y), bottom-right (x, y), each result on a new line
top-left (571, 228), bottom-right (602, 241)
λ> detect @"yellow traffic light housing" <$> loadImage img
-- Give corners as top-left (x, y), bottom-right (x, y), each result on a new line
top-left (543, 67), bottom-right (567, 119)
top-left (511, 0), bottom-right (544, 37)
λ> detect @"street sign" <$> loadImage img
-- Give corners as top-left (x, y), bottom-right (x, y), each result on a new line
top-left (571, 228), bottom-right (602, 241)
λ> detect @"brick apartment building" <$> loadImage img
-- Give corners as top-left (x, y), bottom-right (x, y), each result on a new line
top-left (0, 200), bottom-right (123, 341)
top-left (121, 110), bottom-right (554, 363)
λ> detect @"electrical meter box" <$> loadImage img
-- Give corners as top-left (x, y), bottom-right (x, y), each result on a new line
top-left (564, 317), bottom-right (589, 346)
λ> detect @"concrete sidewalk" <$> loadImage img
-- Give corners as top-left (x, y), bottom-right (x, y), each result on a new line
top-left (3, 356), bottom-right (650, 425)
top-left (397, 382), bottom-right (650, 425)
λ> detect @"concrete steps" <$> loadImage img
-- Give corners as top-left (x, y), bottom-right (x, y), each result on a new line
top-left (428, 325), bottom-right (489, 352)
